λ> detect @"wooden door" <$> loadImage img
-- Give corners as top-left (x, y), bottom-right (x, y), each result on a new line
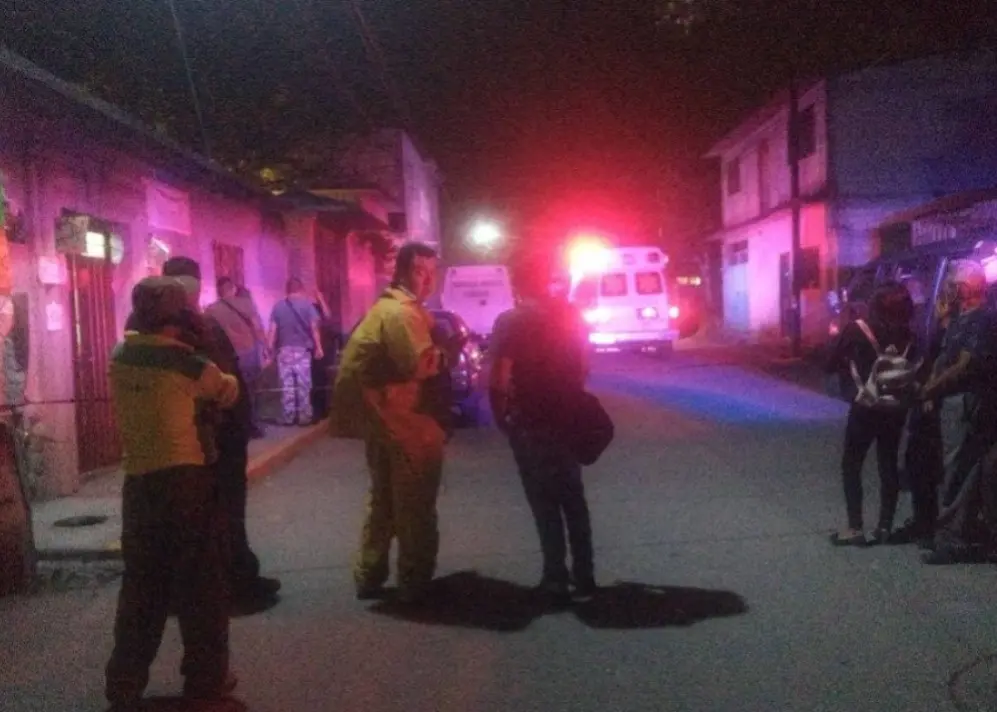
top-left (68, 254), bottom-right (121, 474)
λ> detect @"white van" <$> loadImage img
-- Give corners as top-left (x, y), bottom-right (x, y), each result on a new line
top-left (568, 246), bottom-right (678, 354)
top-left (439, 264), bottom-right (515, 343)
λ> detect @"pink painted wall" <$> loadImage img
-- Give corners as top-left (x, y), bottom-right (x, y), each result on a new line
top-left (0, 140), bottom-right (300, 497)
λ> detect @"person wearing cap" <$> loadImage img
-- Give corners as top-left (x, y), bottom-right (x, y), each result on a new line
top-left (920, 259), bottom-right (997, 564)
top-left (105, 276), bottom-right (241, 709)
top-left (128, 256), bottom-right (281, 607)
top-left (488, 247), bottom-right (596, 605)
top-left (334, 242), bottom-right (446, 604)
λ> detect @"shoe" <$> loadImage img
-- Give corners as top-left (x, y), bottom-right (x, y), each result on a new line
top-left (395, 584), bottom-right (430, 605)
top-left (829, 529), bottom-right (866, 547)
top-left (572, 578), bottom-right (597, 602)
top-left (887, 521), bottom-right (926, 545)
top-left (183, 672), bottom-right (238, 700)
top-left (251, 576), bottom-right (281, 596)
top-left (355, 584), bottom-right (386, 601)
top-left (869, 528), bottom-right (891, 546)
top-left (536, 580), bottom-right (572, 608)
top-left (922, 547), bottom-right (969, 565)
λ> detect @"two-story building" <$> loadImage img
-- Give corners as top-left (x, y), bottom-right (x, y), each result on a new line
top-left (705, 50), bottom-right (997, 343)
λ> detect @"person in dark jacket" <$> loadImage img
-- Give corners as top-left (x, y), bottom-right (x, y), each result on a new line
top-left (825, 280), bottom-right (915, 546)
top-left (127, 257), bottom-right (282, 608)
top-left (489, 247), bottom-right (594, 605)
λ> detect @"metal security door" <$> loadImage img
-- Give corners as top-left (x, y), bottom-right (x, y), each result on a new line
top-left (68, 253), bottom-right (121, 474)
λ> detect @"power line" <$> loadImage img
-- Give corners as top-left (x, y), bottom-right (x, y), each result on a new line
top-left (346, 0), bottom-right (413, 128)
top-left (166, 0), bottom-right (212, 159)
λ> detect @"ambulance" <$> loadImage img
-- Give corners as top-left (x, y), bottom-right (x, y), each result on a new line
top-left (566, 242), bottom-right (679, 355)
top-left (439, 264), bottom-right (516, 345)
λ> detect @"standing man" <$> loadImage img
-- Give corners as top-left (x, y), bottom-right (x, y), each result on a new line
top-left (206, 277), bottom-right (268, 439)
top-left (920, 259), bottom-right (997, 564)
top-left (160, 257), bottom-right (281, 607)
top-left (105, 276), bottom-right (239, 708)
top-left (268, 277), bottom-right (323, 426)
top-left (489, 247), bottom-right (596, 605)
top-left (334, 242), bottom-right (446, 604)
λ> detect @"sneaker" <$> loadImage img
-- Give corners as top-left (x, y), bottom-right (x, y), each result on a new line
top-left (869, 528), bottom-right (891, 546)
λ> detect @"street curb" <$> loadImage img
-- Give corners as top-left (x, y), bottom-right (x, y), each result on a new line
top-left (247, 420), bottom-right (329, 485)
top-left (34, 421), bottom-right (330, 562)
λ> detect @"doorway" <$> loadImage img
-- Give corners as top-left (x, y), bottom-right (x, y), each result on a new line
top-left (67, 252), bottom-right (120, 474)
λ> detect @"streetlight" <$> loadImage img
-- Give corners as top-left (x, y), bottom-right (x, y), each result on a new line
top-left (468, 220), bottom-right (502, 250)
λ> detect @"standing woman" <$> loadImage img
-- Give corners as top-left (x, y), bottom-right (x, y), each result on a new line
top-left (825, 281), bottom-right (915, 546)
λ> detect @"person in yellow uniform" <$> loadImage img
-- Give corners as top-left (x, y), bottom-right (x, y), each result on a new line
top-left (105, 276), bottom-right (241, 709)
top-left (334, 242), bottom-right (446, 604)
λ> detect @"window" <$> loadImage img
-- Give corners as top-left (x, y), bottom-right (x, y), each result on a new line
top-left (726, 240), bottom-right (748, 266)
top-left (636, 271), bottom-right (663, 295)
top-left (726, 157), bottom-right (741, 195)
top-left (600, 273), bottom-right (628, 297)
top-left (797, 105), bottom-right (817, 159)
top-left (212, 241), bottom-right (245, 287)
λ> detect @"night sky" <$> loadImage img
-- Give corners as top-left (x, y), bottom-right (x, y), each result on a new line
top-left (4, 1), bottom-right (996, 255)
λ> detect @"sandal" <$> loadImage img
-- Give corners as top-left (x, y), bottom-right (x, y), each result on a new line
top-left (830, 529), bottom-right (866, 547)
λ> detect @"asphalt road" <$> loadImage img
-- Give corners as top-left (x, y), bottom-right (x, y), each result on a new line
top-left (5, 350), bottom-right (997, 712)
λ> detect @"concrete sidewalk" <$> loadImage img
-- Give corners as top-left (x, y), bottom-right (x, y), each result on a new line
top-left (677, 326), bottom-right (829, 395)
top-left (29, 421), bottom-right (329, 561)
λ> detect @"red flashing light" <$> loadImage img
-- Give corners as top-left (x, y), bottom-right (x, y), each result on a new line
top-left (668, 305), bottom-right (680, 320)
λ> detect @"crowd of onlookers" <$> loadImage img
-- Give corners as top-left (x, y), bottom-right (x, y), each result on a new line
top-left (825, 257), bottom-right (997, 565)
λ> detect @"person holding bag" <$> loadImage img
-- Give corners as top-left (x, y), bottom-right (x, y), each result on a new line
top-left (267, 277), bottom-right (324, 426)
top-left (489, 247), bottom-right (606, 606)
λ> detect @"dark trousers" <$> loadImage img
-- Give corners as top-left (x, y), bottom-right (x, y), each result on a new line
top-left (105, 466), bottom-right (230, 704)
top-left (935, 419), bottom-right (997, 551)
top-left (510, 427), bottom-right (594, 586)
top-left (905, 410), bottom-right (943, 536)
top-left (841, 405), bottom-right (906, 531)
top-left (216, 435), bottom-right (260, 589)
top-left (311, 355), bottom-right (330, 422)
top-left (237, 347), bottom-right (264, 433)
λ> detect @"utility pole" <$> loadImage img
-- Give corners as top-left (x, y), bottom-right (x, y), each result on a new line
top-left (787, 79), bottom-right (803, 357)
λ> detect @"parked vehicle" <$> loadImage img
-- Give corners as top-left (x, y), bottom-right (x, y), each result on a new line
top-left (439, 264), bottom-right (515, 347)
top-left (430, 309), bottom-right (485, 425)
top-left (827, 237), bottom-right (997, 348)
top-left (568, 245), bottom-right (679, 355)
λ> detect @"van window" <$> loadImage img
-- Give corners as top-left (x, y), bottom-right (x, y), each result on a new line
top-left (601, 273), bottom-right (628, 297)
top-left (636, 271), bottom-right (663, 295)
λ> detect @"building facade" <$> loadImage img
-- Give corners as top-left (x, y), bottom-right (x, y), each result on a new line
top-left (705, 50), bottom-right (997, 342)
top-left (0, 49), bottom-right (313, 498)
top-left (334, 129), bottom-right (443, 253)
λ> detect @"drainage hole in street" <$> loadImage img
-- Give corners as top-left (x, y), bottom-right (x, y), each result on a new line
top-left (53, 515), bottom-right (109, 528)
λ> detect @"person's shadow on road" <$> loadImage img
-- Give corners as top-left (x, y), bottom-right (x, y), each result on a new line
top-left (368, 571), bottom-right (546, 632)
top-left (367, 571), bottom-right (748, 632)
top-left (573, 581), bottom-right (748, 629)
